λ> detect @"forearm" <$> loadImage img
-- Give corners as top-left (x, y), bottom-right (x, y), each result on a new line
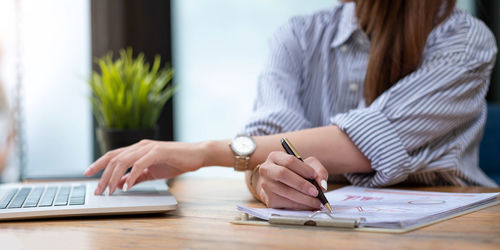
top-left (202, 125), bottom-right (372, 175)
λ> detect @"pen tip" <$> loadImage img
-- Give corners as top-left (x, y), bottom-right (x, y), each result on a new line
top-left (325, 203), bottom-right (333, 213)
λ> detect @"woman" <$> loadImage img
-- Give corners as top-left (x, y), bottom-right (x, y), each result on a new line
top-left (85, 0), bottom-right (498, 210)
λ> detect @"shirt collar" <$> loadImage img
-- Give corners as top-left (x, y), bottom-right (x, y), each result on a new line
top-left (331, 2), bottom-right (359, 48)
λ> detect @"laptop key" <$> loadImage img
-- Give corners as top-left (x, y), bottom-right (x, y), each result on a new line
top-left (38, 186), bottom-right (58, 207)
top-left (54, 186), bottom-right (71, 206)
top-left (71, 185), bottom-right (85, 198)
top-left (23, 187), bottom-right (45, 208)
top-left (8, 187), bottom-right (32, 208)
top-left (69, 185), bottom-right (86, 205)
top-left (0, 188), bottom-right (18, 209)
top-left (69, 197), bottom-right (85, 205)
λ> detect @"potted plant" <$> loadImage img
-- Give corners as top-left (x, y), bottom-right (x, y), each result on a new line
top-left (88, 48), bottom-right (174, 154)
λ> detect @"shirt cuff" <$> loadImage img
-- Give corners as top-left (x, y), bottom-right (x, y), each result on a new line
top-left (330, 108), bottom-right (411, 187)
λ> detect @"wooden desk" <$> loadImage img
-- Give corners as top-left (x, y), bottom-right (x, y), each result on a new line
top-left (1, 177), bottom-right (499, 249)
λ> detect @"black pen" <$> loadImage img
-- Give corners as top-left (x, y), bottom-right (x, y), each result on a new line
top-left (281, 137), bottom-right (333, 213)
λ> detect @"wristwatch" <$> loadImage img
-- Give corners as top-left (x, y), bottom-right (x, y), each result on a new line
top-left (229, 134), bottom-right (256, 171)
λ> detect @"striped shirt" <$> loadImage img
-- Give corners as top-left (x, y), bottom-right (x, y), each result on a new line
top-left (243, 3), bottom-right (498, 187)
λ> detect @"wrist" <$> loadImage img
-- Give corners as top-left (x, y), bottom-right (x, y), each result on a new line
top-left (198, 140), bottom-right (233, 167)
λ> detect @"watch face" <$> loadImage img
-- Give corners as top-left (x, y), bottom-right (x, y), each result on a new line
top-left (232, 136), bottom-right (256, 156)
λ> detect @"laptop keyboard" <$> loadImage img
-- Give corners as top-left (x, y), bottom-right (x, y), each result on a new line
top-left (0, 185), bottom-right (86, 209)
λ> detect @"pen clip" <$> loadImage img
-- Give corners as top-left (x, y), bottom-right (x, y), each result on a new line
top-left (281, 138), bottom-right (303, 161)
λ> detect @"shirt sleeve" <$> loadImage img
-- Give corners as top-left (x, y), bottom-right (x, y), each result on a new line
top-left (244, 18), bottom-right (312, 136)
top-left (331, 17), bottom-right (498, 187)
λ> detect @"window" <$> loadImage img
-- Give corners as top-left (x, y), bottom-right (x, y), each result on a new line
top-left (0, 0), bottom-right (92, 180)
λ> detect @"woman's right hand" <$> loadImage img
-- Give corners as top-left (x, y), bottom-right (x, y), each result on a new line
top-left (84, 139), bottom-right (207, 196)
top-left (254, 151), bottom-right (329, 210)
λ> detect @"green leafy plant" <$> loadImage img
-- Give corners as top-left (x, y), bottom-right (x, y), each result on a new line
top-left (88, 48), bottom-right (174, 130)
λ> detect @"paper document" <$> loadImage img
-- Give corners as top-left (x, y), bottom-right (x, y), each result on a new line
top-left (238, 186), bottom-right (499, 229)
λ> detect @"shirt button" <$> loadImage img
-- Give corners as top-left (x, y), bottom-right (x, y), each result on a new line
top-left (349, 83), bottom-right (358, 92)
top-left (340, 45), bottom-right (348, 52)
top-left (357, 37), bottom-right (365, 45)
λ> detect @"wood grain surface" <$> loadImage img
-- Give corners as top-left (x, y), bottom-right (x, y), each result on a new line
top-left (1, 177), bottom-right (499, 250)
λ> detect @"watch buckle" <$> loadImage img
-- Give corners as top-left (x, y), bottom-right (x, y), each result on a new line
top-left (234, 155), bottom-right (249, 171)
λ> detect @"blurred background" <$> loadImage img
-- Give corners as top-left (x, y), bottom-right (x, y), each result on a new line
top-left (0, 0), bottom-right (497, 182)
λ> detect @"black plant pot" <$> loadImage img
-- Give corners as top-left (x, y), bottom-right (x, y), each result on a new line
top-left (96, 127), bottom-right (159, 155)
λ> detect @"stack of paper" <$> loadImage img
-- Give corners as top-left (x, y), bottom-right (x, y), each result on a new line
top-left (238, 186), bottom-right (499, 229)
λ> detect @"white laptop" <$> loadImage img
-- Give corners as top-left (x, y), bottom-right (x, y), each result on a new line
top-left (0, 179), bottom-right (177, 221)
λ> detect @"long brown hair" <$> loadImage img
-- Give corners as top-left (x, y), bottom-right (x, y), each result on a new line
top-left (355, 0), bottom-right (456, 105)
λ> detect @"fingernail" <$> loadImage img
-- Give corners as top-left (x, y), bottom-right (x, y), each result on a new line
top-left (104, 187), bottom-right (109, 196)
top-left (309, 187), bottom-right (318, 196)
top-left (321, 180), bottom-right (328, 190)
top-left (123, 183), bottom-right (128, 192)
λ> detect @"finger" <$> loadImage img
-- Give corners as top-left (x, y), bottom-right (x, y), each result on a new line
top-left (85, 139), bottom-right (154, 177)
top-left (259, 163), bottom-right (318, 197)
top-left (304, 157), bottom-right (329, 191)
top-left (94, 141), bottom-right (155, 194)
top-left (95, 150), bottom-right (135, 195)
top-left (117, 174), bottom-right (130, 190)
top-left (262, 179), bottom-right (322, 209)
top-left (107, 145), bottom-right (153, 194)
top-left (264, 190), bottom-right (319, 210)
top-left (95, 156), bottom-right (125, 195)
top-left (118, 170), bottom-right (154, 191)
top-left (268, 151), bottom-right (317, 180)
top-left (125, 149), bottom-right (161, 190)
top-left (108, 164), bottom-right (131, 195)
top-left (95, 158), bottom-right (115, 195)
top-left (84, 147), bottom-right (127, 177)
top-left (258, 188), bottom-right (269, 206)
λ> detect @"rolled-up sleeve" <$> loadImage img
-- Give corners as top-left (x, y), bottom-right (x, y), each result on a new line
top-left (244, 19), bottom-right (312, 136)
top-left (331, 19), bottom-right (497, 187)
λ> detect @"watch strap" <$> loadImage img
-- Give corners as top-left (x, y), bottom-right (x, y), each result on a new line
top-left (233, 155), bottom-right (250, 171)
